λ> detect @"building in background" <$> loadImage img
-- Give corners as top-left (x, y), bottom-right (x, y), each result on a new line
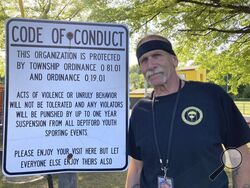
top-left (177, 66), bottom-right (206, 82)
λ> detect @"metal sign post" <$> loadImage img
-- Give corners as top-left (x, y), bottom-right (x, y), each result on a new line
top-left (3, 18), bottom-right (128, 177)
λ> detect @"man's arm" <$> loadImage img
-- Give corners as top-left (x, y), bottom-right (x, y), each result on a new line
top-left (232, 143), bottom-right (250, 188)
top-left (125, 157), bottom-right (143, 188)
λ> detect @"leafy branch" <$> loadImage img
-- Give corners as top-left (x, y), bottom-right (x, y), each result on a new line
top-left (177, 0), bottom-right (250, 14)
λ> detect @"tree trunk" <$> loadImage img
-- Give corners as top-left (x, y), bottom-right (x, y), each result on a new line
top-left (18, 0), bottom-right (25, 18)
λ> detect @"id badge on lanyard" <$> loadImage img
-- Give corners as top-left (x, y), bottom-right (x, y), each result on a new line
top-left (158, 176), bottom-right (174, 188)
top-left (153, 80), bottom-right (182, 188)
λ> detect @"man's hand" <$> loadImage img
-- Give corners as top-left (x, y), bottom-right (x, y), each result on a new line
top-left (233, 143), bottom-right (250, 188)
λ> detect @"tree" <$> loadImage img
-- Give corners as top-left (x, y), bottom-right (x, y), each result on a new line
top-left (0, 0), bottom-right (109, 79)
top-left (237, 85), bottom-right (250, 99)
top-left (88, 0), bottom-right (250, 94)
top-left (129, 64), bottom-right (145, 90)
top-left (242, 85), bottom-right (250, 98)
top-left (1, 0), bottom-right (249, 94)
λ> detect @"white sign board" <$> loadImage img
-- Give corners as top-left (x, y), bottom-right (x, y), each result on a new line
top-left (3, 18), bottom-right (128, 176)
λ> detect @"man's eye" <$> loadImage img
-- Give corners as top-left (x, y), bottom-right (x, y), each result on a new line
top-left (140, 58), bottom-right (147, 65)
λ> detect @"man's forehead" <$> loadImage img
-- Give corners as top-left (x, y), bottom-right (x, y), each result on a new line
top-left (140, 49), bottom-right (168, 57)
top-left (139, 49), bottom-right (168, 61)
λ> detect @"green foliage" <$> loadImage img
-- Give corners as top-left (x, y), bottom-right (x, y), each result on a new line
top-left (242, 86), bottom-right (250, 98)
top-left (0, 58), bottom-right (4, 78)
top-left (129, 65), bottom-right (144, 90)
top-left (237, 85), bottom-right (250, 99)
top-left (0, 0), bottom-right (110, 81)
top-left (88, 0), bottom-right (250, 94)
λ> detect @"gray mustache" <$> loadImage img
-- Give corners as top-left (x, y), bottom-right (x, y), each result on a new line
top-left (145, 70), bottom-right (162, 79)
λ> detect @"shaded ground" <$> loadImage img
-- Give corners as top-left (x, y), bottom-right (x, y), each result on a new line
top-left (0, 125), bottom-right (127, 188)
top-left (0, 172), bottom-right (127, 188)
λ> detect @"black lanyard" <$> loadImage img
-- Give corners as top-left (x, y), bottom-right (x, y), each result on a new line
top-left (151, 79), bottom-right (182, 178)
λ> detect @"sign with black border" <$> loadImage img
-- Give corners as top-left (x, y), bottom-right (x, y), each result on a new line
top-left (3, 18), bottom-right (128, 176)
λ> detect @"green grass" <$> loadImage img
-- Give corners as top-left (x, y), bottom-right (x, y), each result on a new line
top-left (0, 172), bottom-right (127, 188)
top-left (0, 171), bottom-right (235, 188)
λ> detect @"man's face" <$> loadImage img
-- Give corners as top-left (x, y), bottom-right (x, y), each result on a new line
top-left (139, 49), bottom-right (177, 87)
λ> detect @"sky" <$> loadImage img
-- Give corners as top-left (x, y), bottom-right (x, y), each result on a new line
top-left (129, 51), bottom-right (137, 67)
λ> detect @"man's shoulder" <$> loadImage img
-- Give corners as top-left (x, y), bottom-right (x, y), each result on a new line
top-left (186, 81), bottom-right (224, 93)
top-left (134, 97), bottom-right (152, 107)
top-left (131, 97), bottom-right (152, 114)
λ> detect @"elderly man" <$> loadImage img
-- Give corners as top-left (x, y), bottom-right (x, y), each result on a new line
top-left (126, 34), bottom-right (250, 188)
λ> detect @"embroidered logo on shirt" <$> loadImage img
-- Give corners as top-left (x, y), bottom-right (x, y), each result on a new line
top-left (181, 106), bottom-right (203, 125)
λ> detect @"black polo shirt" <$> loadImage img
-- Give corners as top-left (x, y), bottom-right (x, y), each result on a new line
top-left (128, 81), bottom-right (250, 188)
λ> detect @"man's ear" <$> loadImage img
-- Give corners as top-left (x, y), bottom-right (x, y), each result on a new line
top-left (172, 56), bottom-right (178, 67)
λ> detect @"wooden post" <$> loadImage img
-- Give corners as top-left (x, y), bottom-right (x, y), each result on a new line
top-left (47, 174), bottom-right (54, 188)
top-left (58, 173), bottom-right (77, 188)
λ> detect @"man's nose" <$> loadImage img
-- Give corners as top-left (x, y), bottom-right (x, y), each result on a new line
top-left (147, 57), bottom-right (157, 69)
